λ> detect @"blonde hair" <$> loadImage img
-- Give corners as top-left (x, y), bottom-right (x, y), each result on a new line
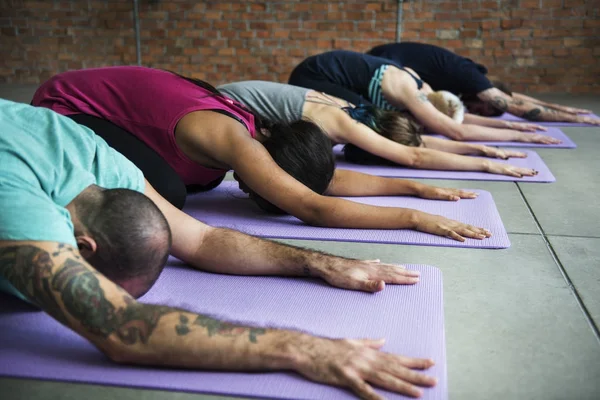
top-left (428, 91), bottom-right (465, 123)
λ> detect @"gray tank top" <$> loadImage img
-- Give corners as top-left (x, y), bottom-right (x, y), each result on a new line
top-left (217, 81), bottom-right (308, 124)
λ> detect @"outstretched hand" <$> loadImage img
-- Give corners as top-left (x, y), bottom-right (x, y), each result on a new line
top-left (480, 146), bottom-right (527, 160)
top-left (559, 106), bottom-right (592, 114)
top-left (415, 185), bottom-right (478, 201)
top-left (580, 116), bottom-right (600, 126)
top-left (319, 259), bottom-right (421, 292)
top-left (518, 133), bottom-right (562, 144)
top-left (507, 121), bottom-right (547, 132)
top-left (294, 336), bottom-right (437, 399)
top-left (415, 212), bottom-right (492, 242)
top-left (485, 161), bottom-right (538, 178)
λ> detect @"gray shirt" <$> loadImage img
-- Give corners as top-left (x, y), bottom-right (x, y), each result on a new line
top-left (217, 81), bottom-right (308, 124)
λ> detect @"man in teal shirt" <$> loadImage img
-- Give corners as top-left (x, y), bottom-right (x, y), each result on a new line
top-left (0, 99), bottom-right (435, 398)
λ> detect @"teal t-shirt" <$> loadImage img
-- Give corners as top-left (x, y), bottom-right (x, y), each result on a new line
top-left (0, 98), bottom-right (145, 301)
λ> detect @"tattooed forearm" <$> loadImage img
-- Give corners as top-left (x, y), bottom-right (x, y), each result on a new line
top-left (491, 96), bottom-right (508, 111)
top-left (176, 313), bottom-right (267, 343)
top-left (0, 244), bottom-right (173, 345)
top-left (417, 92), bottom-right (429, 103)
top-left (51, 258), bottom-right (173, 344)
top-left (522, 108), bottom-right (542, 120)
top-left (0, 246), bottom-right (69, 324)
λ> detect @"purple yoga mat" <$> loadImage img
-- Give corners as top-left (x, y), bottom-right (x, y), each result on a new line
top-left (428, 127), bottom-right (576, 148)
top-left (495, 112), bottom-right (600, 127)
top-left (0, 263), bottom-right (447, 400)
top-left (183, 182), bottom-right (510, 249)
top-left (335, 148), bottom-right (555, 183)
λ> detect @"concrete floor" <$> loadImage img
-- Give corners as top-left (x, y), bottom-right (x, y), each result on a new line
top-left (1, 86), bottom-right (599, 400)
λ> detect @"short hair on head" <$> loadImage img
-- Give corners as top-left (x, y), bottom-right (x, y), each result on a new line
top-left (248, 119), bottom-right (336, 214)
top-left (76, 188), bottom-right (172, 296)
top-left (343, 106), bottom-right (424, 165)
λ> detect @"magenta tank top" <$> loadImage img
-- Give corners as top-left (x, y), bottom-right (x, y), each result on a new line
top-left (32, 66), bottom-right (256, 186)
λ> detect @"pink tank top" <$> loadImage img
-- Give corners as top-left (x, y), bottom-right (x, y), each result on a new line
top-left (32, 66), bottom-right (256, 186)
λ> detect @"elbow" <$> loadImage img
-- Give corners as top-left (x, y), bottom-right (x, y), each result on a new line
top-left (448, 130), bottom-right (466, 141)
top-left (406, 149), bottom-right (425, 168)
top-left (101, 341), bottom-right (137, 365)
top-left (295, 196), bottom-right (337, 227)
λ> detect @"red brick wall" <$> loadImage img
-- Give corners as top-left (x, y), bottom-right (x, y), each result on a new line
top-left (1, 0), bottom-right (599, 93)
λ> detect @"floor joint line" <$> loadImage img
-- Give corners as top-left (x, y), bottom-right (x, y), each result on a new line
top-left (514, 182), bottom-right (600, 344)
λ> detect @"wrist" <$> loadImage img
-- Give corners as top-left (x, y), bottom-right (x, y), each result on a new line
top-left (404, 180), bottom-right (424, 196)
top-left (481, 159), bottom-right (491, 172)
top-left (271, 331), bottom-right (322, 371)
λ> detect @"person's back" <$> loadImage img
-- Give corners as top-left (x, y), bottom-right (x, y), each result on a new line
top-left (217, 81), bottom-right (309, 125)
top-left (0, 99), bottom-right (170, 300)
top-left (289, 50), bottom-right (402, 102)
top-left (367, 42), bottom-right (492, 97)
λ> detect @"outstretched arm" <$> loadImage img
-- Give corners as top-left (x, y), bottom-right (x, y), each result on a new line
top-left (334, 111), bottom-right (533, 175)
top-left (0, 240), bottom-right (435, 399)
top-left (394, 88), bottom-right (558, 141)
top-left (512, 92), bottom-right (591, 114)
top-left (145, 181), bottom-right (419, 291)
top-left (421, 136), bottom-right (527, 159)
top-left (462, 113), bottom-right (546, 132)
top-left (185, 114), bottom-right (491, 241)
top-left (478, 88), bottom-right (600, 125)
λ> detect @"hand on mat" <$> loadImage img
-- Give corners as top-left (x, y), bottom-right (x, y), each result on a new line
top-left (580, 116), bottom-right (600, 126)
top-left (416, 185), bottom-right (478, 202)
top-left (416, 213), bottom-right (492, 242)
top-left (506, 122), bottom-right (547, 132)
top-left (485, 162), bottom-right (538, 178)
top-left (559, 106), bottom-right (592, 114)
top-left (295, 336), bottom-right (436, 399)
top-left (480, 147), bottom-right (527, 160)
top-left (320, 259), bottom-right (420, 292)
top-left (517, 133), bottom-right (561, 144)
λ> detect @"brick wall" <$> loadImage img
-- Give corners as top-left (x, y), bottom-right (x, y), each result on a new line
top-left (1, 0), bottom-right (599, 93)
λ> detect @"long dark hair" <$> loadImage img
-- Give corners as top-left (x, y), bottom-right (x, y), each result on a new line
top-left (170, 72), bottom-right (335, 213)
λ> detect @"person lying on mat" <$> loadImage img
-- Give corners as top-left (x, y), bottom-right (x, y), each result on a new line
top-left (219, 80), bottom-right (540, 177)
top-left (33, 66), bottom-right (491, 242)
top-left (288, 50), bottom-right (566, 141)
top-left (0, 99), bottom-right (436, 400)
top-left (367, 41), bottom-right (600, 126)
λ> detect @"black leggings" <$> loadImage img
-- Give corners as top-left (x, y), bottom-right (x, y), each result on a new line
top-left (68, 114), bottom-right (188, 209)
top-left (288, 67), bottom-right (372, 106)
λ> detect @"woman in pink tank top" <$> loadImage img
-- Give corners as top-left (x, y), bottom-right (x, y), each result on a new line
top-left (33, 67), bottom-right (492, 242)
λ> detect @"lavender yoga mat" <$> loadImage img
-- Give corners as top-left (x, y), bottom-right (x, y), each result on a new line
top-left (183, 182), bottom-right (510, 249)
top-left (0, 263), bottom-right (447, 400)
top-left (335, 148), bottom-right (555, 183)
top-left (428, 126), bottom-right (576, 148)
top-left (495, 112), bottom-right (600, 127)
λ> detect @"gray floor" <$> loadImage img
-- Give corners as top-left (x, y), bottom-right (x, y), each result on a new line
top-left (1, 87), bottom-right (599, 400)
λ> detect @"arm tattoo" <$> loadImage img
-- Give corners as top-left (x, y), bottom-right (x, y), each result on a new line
top-left (0, 246), bottom-right (69, 324)
top-left (0, 244), bottom-right (172, 345)
top-left (417, 93), bottom-right (429, 103)
top-left (522, 108), bottom-right (542, 120)
top-left (491, 96), bottom-right (509, 111)
top-left (176, 313), bottom-right (267, 343)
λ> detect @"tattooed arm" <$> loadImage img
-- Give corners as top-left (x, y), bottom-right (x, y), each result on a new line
top-left (399, 89), bottom-right (557, 141)
top-left (0, 240), bottom-right (435, 398)
top-left (512, 92), bottom-right (592, 114)
top-left (478, 88), bottom-right (600, 124)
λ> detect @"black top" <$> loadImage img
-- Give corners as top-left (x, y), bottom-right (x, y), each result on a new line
top-left (289, 50), bottom-right (404, 100)
top-left (368, 42), bottom-right (493, 96)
